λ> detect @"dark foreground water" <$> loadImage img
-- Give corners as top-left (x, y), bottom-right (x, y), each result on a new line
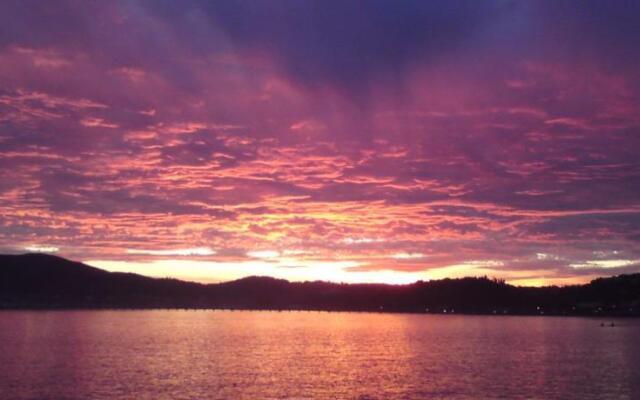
top-left (0, 311), bottom-right (639, 400)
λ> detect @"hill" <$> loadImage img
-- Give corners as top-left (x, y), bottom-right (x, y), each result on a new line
top-left (1, 254), bottom-right (639, 316)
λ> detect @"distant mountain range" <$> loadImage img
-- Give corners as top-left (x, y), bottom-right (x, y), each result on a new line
top-left (1, 253), bottom-right (639, 316)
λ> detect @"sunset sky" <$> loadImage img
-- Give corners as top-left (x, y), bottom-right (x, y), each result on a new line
top-left (1, 1), bottom-right (640, 286)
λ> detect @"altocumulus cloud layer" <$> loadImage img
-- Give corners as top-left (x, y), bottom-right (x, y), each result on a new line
top-left (1, 0), bottom-right (640, 284)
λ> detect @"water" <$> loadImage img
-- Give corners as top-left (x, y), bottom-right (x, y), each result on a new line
top-left (0, 311), bottom-right (638, 400)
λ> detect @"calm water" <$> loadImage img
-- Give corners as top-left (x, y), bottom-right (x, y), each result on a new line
top-left (0, 311), bottom-right (639, 400)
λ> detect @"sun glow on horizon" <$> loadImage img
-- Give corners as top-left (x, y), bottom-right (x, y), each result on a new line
top-left (83, 257), bottom-right (601, 287)
top-left (81, 255), bottom-right (601, 287)
top-left (84, 258), bottom-right (429, 285)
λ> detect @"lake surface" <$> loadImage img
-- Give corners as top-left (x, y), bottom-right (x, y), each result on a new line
top-left (0, 311), bottom-right (638, 400)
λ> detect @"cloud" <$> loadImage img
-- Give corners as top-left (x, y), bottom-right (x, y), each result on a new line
top-left (126, 247), bottom-right (216, 256)
top-left (570, 259), bottom-right (640, 269)
top-left (0, 1), bottom-right (640, 284)
top-left (246, 250), bottom-right (280, 259)
top-left (391, 253), bottom-right (424, 260)
top-left (24, 245), bottom-right (59, 253)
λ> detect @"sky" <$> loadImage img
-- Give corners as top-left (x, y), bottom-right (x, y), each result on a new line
top-left (1, 0), bottom-right (640, 286)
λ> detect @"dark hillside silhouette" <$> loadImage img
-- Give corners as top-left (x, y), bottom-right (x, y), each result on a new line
top-left (1, 254), bottom-right (639, 316)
